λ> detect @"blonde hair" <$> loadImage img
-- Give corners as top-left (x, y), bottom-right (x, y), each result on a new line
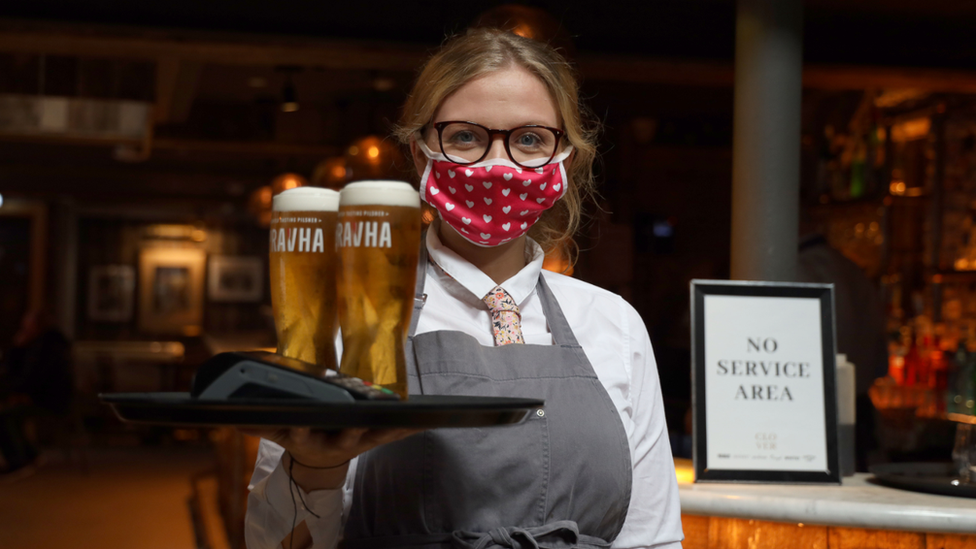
top-left (394, 27), bottom-right (599, 254)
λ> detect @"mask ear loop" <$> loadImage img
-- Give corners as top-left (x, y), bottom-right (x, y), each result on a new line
top-left (415, 139), bottom-right (445, 202)
top-left (418, 159), bottom-right (433, 201)
top-left (557, 158), bottom-right (569, 199)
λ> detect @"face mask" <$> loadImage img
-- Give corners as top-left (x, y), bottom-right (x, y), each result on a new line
top-left (417, 141), bottom-right (572, 247)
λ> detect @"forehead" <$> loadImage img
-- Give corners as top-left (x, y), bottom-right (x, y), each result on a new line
top-left (432, 65), bottom-right (560, 128)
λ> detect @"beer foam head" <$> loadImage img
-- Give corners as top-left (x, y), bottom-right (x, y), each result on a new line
top-left (273, 187), bottom-right (340, 212)
top-left (339, 180), bottom-right (420, 208)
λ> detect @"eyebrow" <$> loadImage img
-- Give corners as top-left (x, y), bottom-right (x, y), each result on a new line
top-left (434, 120), bottom-right (561, 129)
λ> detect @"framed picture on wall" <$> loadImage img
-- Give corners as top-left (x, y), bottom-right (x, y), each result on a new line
top-left (207, 256), bottom-right (264, 302)
top-left (88, 265), bottom-right (135, 322)
top-left (138, 247), bottom-right (206, 336)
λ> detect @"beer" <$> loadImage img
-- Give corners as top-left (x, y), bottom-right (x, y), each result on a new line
top-left (269, 187), bottom-right (340, 375)
top-left (337, 181), bottom-right (421, 399)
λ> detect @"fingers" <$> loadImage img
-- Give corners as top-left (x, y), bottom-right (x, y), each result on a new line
top-left (238, 426), bottom-right (425, 466)
top-left (359, 427), bottom-right (423, 448)
top-left (237, 427), bottom-right (286, 441)
top-left (334, 428), bottom-right (369, 451)
top-left (289, 427), bottom-right (313, 446)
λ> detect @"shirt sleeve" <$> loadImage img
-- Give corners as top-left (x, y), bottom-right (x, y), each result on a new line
top-left (612, 300), bottom-right (685, 549)
top-left (245, 439), bottom-right (346, 549)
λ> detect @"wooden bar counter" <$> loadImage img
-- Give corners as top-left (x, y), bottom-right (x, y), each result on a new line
top-left (675, 460), bottom-right (976, 548)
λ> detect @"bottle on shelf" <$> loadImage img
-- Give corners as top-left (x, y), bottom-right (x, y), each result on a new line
top-left (904, 326), bottom-right (921, 388)
top-left (947, 325), bottom-right (976, 416)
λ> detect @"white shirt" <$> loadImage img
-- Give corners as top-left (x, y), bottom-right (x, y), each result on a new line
top-left (246, 223), bottom-right (684, 549)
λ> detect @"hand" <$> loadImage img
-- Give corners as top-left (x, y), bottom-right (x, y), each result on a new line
top-left (238, 427), bottom-right (423, 491)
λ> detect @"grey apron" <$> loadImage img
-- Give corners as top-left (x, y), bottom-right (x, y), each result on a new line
top-left (342, 243), bottom-right (632, 549)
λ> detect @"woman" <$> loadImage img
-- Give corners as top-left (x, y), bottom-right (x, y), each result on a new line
top-left (246, 28), bottom-right (683, 549)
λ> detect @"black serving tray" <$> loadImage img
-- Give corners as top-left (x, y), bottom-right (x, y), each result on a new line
top-left (870, 462), bottom-right (976, 499)
top-left (100, 392), bottom-right (542, 429)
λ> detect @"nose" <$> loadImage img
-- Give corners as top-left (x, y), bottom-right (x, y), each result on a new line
top-left (484, 136), bottom-right (508, 161)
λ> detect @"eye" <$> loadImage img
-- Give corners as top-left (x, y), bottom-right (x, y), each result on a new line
top-left (516, 133), bottom-right (542, 147)
top-left (443, 126), bottom-right (486, 149)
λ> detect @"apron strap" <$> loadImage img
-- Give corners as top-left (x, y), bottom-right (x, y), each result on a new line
top-left (535, 275), bottom-right (582, 348)
top-left (340, 521), bottom-right (611, 549)
top-left (408, 236), bottom-right (430, 339)
top-left (451, 521), bottom-right (610, 549)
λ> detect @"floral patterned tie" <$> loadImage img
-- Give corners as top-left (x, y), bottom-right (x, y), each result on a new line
top-left (483, 286), bottom-right (525, 346)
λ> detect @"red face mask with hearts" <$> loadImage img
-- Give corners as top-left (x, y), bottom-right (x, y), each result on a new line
top-left (417, 141), bottom-right (572, 247)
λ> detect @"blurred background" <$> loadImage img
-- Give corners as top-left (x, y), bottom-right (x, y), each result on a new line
top-left (2, 1), bottom-right (976, 547)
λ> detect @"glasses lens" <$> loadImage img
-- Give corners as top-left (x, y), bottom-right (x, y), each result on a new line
top-left (509, 127), bottom-right (558, 167)
top-left (440, 123), bottom-right (490, 164)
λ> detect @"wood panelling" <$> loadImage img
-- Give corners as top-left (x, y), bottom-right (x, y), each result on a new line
top-left (927, 534), bottom-right (976, 549)
top-left (681, 514), bottom-right (976, 549)
top-left (828, 527), bottom-right (925, 549)
top-left (707, 517), bottom-right (828, 549)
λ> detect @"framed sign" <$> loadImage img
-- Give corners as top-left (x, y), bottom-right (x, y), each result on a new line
top-left (691, 280), bottom-right (840, 484)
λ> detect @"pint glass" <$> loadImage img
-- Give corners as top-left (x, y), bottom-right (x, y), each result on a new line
top-left (269, 187), bottom-right (340, 375)
top-left (337, 181), bottom-right (421, 399)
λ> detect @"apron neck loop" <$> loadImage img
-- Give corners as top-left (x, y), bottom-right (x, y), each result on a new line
top-left (409, 233), bottom-right (581, 349)
top-left (534, 276), bottom-right (581, 348)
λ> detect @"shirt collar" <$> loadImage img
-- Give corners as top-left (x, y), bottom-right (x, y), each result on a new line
top-left (426, 218), bottom-right (544, 306)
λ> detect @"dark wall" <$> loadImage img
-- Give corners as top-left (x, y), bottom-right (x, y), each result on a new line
top-left (75, 214), bottom-right (271, 341)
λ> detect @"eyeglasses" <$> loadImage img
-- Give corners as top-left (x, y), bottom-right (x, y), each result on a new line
top-left (430, 121), bottom-right (565, 169)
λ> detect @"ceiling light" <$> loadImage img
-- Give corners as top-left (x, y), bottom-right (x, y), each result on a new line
top-left (281, 76), bottom-right (299, 113)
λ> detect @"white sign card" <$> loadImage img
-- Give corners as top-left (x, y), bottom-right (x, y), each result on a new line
top-left (691, 280), bottom-right (840, 484)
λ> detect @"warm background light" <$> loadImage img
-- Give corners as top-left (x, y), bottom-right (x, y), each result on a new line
top-left (248, 186), bottom-right (274, 228)
top-left (473, 4), bottom-right (576, 59)
top-left (345, 135), bottom-right (407, 181)
top-left (271, 172), bottom-right (307, 195)
top-left (542, 240), bottom-right (574, 276)
top-left (312, 157), bottom-right (349, 190)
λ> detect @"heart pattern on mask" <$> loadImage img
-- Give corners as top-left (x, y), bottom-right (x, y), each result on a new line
top-left (422, 157), bottom-right (567, 247)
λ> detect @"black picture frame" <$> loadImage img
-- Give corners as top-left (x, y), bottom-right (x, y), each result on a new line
top-left (691, 279), bottom-right (841, 484)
